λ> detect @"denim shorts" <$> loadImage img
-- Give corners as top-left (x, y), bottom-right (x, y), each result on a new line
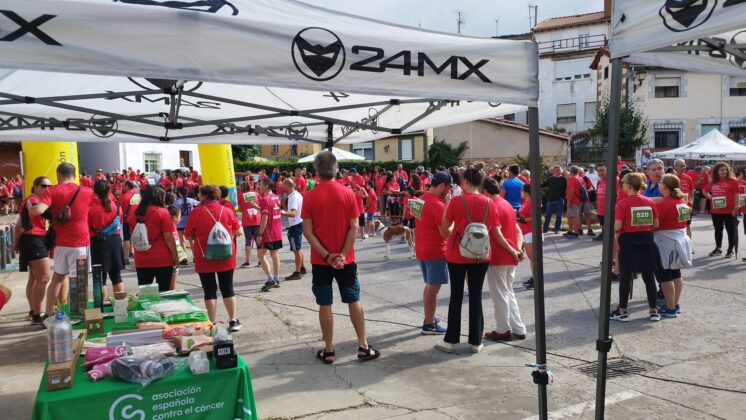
top-left (419, 259), bottom-right (449, 285)
top-left (366, 212), bottom-right (376, 221)
top-left (287, 223), bottom-right (303, 251)
top-left (311, 263), bottom-right (360, 305)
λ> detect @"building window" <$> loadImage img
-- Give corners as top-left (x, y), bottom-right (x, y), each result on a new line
top-left (730, 77), bottom-right (746, 96)
top-left (584, 102), bottom-right (597, 123)
top-left (557, 104), bottom-right (576, 124)
top-left (143, 153), bottom-right (160, 173)
top-left (271, 145), bottom-right (279, 156)
top-left (400, 138), bottom-right (413, 161)
top-left (654, 131), bottom-right (680, 149)
top-left (654, 77), bottom-right (680, 98)
top-left (700, 124), bottom-right (720, 136)
top-left (554, 57), bottom-right (592, 82)
top-left (604, 66), bottom-right (609, 80)
top-left (352, 142), bottom-right (374, 160)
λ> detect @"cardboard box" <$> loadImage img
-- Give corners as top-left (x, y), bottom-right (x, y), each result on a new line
top-left (46, 332), bottom-right (86, 391)
top-left (84, 308), bottom-right (104, 335)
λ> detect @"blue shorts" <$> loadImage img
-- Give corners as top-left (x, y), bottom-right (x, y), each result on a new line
top-left (366, 213), bottom-right (376, 221)
top-left (287, 223), bottom-right (303, 251)
top-left (311, 263), bottom-right (360, 306)
top-left (419, 259), bottom-right (449, 285)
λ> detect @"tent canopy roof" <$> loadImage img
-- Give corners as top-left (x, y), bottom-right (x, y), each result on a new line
top-left (652, 129), bottom-right (746, 160)
top-left (0, 0), bottom-right (539, 146)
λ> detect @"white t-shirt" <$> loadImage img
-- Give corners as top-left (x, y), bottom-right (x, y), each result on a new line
top-left (286, 191), bottom-right (303, 227)
top-left (586, 171), bottom-right (599, 189)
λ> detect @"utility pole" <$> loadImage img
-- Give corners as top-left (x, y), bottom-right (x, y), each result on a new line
top-left (454, 10), bottom-right (465, 34)
top-left (528, 4), bottom-right (538, 31)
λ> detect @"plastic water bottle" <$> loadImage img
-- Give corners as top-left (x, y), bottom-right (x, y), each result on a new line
top-left (47, 311), bottom-right (73, 363)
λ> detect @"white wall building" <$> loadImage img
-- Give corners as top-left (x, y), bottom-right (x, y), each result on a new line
top-left (78, 143), bottom-right (201, 175)
top-left (532, 10), bottom-right (610, 135)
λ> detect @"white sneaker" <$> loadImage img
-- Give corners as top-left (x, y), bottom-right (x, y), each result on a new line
top-left (471, 343), bottom-right (484, 353)
top-left (434, 340), bottom-right (454, 353)
top-left (364, 234), bottom-right (369, 239)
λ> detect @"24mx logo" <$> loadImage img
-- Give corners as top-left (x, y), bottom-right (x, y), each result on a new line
top-left (109, 394), bottom-right (146, 420)
top-left (291, 27), bottom-right (492, 83)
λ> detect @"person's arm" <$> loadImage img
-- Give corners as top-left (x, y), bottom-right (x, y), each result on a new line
top-left (491, 225), bottom-right (522, 261)
top-left (27, 200), bottom-right (48, 216)
top-left (614, 219), bottom-right (623, 234)
top-left (334, 218), bottom-right (358, 269)
top-left (440, 212), bottom-right (454, 238)
top-left (652, 218), bottom-right (659, 231)
top-left (258, 214), bottom-right (268, 244)
top-left (499, 188), bottom-right (507, 197)
top-left (734, 190), bottom-right (741, 217)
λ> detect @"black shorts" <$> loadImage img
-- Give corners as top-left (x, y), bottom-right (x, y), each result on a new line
top-left (388, 202), bottom-right (401, 216)
top-left (358, 214), bottom-right (366, 227)
top-left (18, 235), bottom-right (48, 272)
top-left (259, 240), bottom-right (283, 251)
top-left (311, 263), bottom-right (360, 305)
top-left (122, 222), bottom-right (132, 241)
top-left (243, 225), bottom-right (260, 247)
top-left (658, 268), bottom-right (682, 283)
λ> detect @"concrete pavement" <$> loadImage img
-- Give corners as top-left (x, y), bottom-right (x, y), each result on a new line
top-left (0, 215), bottom-right (744, 419)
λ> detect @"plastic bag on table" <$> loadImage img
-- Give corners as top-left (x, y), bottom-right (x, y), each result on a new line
top-left (162, 311), bottom-right (209, 324)
top-left (111, 355), bottom-right (188, 386)
top-left (142, 299), bottom-right (201, 317)
top-left (125, 340), bottom-right (176, 357)
top-left (87, 360), bottom-right (114, 382)
top-left (131, 310), bottom-right (162, 324)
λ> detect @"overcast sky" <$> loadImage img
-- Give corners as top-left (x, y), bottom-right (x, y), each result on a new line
top-left (299, 0), bottom-right (605, 38)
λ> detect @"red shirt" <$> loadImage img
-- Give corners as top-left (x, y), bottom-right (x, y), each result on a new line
top-left (385, 181), bottom-right (400, 202)
top-left (79, 176), bottom-right (93, 189)
top-left (490, 195), bottom-right (519, 266)
top-left (353, 187), bottom-right (365, 216)
top-left (616, 160), bottom-right (625, 172)
top-left (237, 190), bottom-right (261, 227)
top-left (128, 171), bottom-right (137, 181)
top-left (259, 192), bottom-right (282, 242)
top-left (420, 175), bottom-right (430, 188)
top-left (184, 200), bottom-right (240, 274)
top-left (676, 172), bottom-right (694, 206)
top-left (615, 194), bottom-right (658, 234)
top-left (685, 170), bottom-right (700, 188)
top-left (365, 188), bottom-right (377, 213)
top-left (40, 183), bottom-right (93, 247)
top-left (88, 197), bottom-right (121, 237)
top-left (351, 174), bottom-right (365, 188)
top-left (656, 196), bottom-right (689, 231)
top-left (517, 175), bottom-right (530, 185)
top-left (21, 196), bottom-right (47, 236)
top-left (397, 170), bottom-right (409, 181)
top-left (295, 176), bottom-right (307, 194)
top-left (0, 184), bottom-right (8, 198)
top-left (127, 206), bottom-right (174, 268)
top-left (444, 192), bottom-right (499, 264)
top-left (175, 177), bottom-right (184, 188)
top-left (708, 178), bottom-right (740, 214)
top-left (597, 178), bottom-right (608, 216)
top-left (700, 172), bottom-right (711, 192)
top-left (517, 198), bottom-right (532, 235)
top-left (375, 175), bottom-right (386, 194)
top-left (158, 177), bottom-right (172, 189)
top-left (301, 180), bottom-right (358, 265)
top-left (566, 176), bottom-right (583, 206)
top-left (118, 190), bottom-right (140, 226)
top-left (414, 192), bottom-right (446, 260)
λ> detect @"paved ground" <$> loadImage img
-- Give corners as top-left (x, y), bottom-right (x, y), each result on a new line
top-left (1, 215), bottom-right (745, 419)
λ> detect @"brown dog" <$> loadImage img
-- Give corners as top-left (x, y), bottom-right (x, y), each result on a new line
top-left (373, 220), bottom-right (414, 259)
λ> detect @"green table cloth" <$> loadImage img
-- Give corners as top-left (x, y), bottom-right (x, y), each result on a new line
top-left (33, 297), bottom-right (257, 420)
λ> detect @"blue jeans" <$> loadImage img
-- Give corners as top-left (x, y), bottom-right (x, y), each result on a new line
top-left (543, 199), bottom-right (564, 232)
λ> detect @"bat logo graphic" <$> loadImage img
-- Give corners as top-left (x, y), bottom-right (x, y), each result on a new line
top-left (292, 28), bottom-right (346, 81)
top-left (659, 0), bottom-right (718, 32)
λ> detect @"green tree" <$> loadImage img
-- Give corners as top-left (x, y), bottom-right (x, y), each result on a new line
top-left (231, 145), bottom-right (261, 161)
top-left (427, 138), bottom-right (469, 169)
top-left (590, 99), bottom-right (648, 157)
top-left (513, 154), bottom-right (548, 181)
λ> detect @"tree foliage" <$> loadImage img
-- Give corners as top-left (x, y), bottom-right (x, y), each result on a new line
top-left (427, 138), bottom-right (470, 169)
top-left (513, 154), bottom-right (548, 182)
top-left (590, 99), bottom-right (648, 157)
top-left (231, 145), bottom-right (262, 161)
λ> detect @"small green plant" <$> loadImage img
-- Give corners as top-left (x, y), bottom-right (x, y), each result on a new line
top-left (427, 137), bottom-right (469, 169)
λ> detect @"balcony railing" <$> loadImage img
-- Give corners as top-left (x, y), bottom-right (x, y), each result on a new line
top-left (538, 34), bottom-right (606, 55)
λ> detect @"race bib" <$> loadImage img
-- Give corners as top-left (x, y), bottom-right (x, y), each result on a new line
top-left (739, 194), bottom-right (746, 207)
top-left (408, 199), bottom-right (425, 220)
top-left (243, 192), bottom-right (257, 203)
top-left (676, 203), bottom-right (692, 223)
top-left (630, 206), bottom-right (653, 227)
top-left (712, 196), bottom-right (727, 209)
top-left (129, 194), bottom-right (141, 205)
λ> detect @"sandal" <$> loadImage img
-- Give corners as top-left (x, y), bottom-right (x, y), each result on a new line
top-left (316, 349), bottom-right (335, 364)
top-left (357, 346), bottom-right (381, 362)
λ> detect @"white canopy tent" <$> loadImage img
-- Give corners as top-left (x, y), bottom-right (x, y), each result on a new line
top-left (594, 1), bottom-right (746, 416)
top-left (0, 1), bottom-right (553, 418)
top-left (652, 129), bottom-right (746, 160)
top-left (297, 147), bottom-right (364, 163)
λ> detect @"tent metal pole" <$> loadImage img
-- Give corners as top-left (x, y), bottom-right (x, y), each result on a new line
top-left (528, 106), bottom-right (548, 420)
top-left (326, 123), bottom-right (334, 151)
top-left (594, 56), bottom-right (624, 420)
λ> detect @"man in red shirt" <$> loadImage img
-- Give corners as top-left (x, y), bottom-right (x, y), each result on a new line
top-left (414, 172), bottom-right (453, 335)
top-left (395, 164), bottom-right (409, 182)
top-left (94, 169), bottom-right (106, 181)
top-left (349, 168), bottom-right (365, 189)
top-left (257, 178), bottom-right (284, 291)
top-left (302, 151), bottom-right (380, 363)
top-left (28, 163), bottom-right (93, 316)
top-left (127, 167), bottom-right (137, 181)
top-left (118, 181), bottom-right (139, 264)
top-left (294, 168), bottom-right (307, 195)
top-left (564, 166), bottom-right (584, 239)
top-left (699, 166), bottom-right (712, 214)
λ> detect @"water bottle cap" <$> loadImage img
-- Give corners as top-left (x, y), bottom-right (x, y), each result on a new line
top-left (55, 311), bottom-right (64, 320)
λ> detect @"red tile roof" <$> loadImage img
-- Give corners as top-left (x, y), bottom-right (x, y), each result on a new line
top-left (533, 11), bottom-right (609, 32)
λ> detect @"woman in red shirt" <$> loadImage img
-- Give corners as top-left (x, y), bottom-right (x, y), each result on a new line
top-left (12, 176), bottom-right (52, 324)
top-left (383, 173), bottom-right (401, 225)
top-left (364, 181), bottom-right (377, 237)
top-left (654, 174), bottom-right (691, 318)
top-left (184, 185), bottom-right (243, 331)
top-left (516, 184), bottom-right (539, 288)
top-left (435, 169), bottom-right (507, 354)
top-left (704, 162), bottom-right (741, 258)
top-left (610, 173), bottom-right (661, 322)
top-left (88, 180), bottom-right (125, 298)
top-left (128, 186), bottom-right (179, 291)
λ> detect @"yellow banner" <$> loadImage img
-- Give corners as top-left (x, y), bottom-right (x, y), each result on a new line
top-left (22, 142), bottom-right (78, 194)
top-left (197, 144), bottom-right (236, 206)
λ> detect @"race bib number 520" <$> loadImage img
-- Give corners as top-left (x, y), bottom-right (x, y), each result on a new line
top-left (676, 204), bottom-right (692, 223)
top-left (630, 206), bottom-right (653, 226)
